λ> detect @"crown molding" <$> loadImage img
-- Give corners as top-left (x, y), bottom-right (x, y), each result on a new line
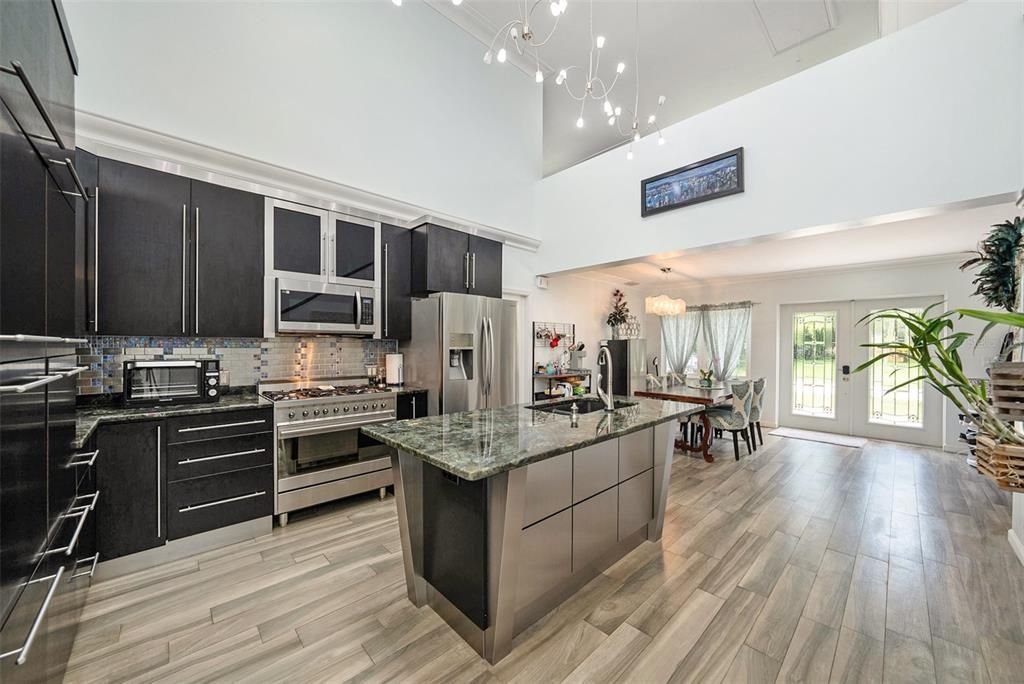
top-left (75, 110), bottom-right (540, 253)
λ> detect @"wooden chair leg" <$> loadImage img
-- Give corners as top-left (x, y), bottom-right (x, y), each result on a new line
top-left (749, 425), bottom-right (757, 451)
top-left (732, 431), bottom-right (740, 460)
top-left (757, 422), bottom-right (764, 445)
top-left (742, 428), bottom-right (752, 455)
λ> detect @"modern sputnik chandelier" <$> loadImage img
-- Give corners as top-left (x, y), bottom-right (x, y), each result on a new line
top-left (396, 0), bottom-right (666, 159)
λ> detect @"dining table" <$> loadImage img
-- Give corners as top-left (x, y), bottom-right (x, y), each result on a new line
top-left (635, 376), bottom-right (733, 462)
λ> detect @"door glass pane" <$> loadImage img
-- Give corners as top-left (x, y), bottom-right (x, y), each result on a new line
top-left (792, 311), bottom-right (836, 417)
top-left (334, 220), bottom-right (375, 281)
top-left (868, 308), bottom-right (924, 428)
top-left (273, 207), bottom-right (322, 275)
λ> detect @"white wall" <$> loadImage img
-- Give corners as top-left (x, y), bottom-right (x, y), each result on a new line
top-left (63, 0), bottom-right (542, 239)
top-left (638, 255), bottom-right (1000, 450)
top-left (535, 0), bottom-right (1023, 275)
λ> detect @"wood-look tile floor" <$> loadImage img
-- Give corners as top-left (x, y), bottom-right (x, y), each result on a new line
top-left (65, 435), bottom-right (1024, 683)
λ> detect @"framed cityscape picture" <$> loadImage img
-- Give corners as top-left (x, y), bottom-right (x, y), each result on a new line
top-left (641, 147), bottom-right (744, 217)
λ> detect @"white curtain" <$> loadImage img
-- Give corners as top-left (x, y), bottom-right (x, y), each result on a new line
top-left (660, 310), bottom-right (702, 375)
top-left (701, 302), bottom-right (752, 381)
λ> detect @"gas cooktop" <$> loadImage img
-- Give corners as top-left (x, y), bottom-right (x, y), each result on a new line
top-left (260, 384), bottom-right (393, 403)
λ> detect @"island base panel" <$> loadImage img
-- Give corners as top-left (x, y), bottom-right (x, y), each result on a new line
top-left (390, 420), bottom-right (676, 664)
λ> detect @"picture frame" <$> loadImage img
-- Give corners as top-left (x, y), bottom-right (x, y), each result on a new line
top-left (641, 147), bottom-right (744, 217)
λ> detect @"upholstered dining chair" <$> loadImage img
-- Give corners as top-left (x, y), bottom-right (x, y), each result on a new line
top-left (747, 378), bottom-right (766, 449)
top-left (706, 380), bottom-right (754, 461)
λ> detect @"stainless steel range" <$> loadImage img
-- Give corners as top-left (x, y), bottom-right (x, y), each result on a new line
top-left (260, 380), bottom-right (396, 526)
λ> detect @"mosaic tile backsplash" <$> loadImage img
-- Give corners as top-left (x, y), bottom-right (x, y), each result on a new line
top-left (75, 336), bottom-right (399, 396)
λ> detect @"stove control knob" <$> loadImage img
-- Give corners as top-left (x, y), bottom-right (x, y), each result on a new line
top-left (343, 406), bottom-right (350, 413)
top-left (288, 411), bottom-right (295, 419)
top-left (371, 403), bottom-right (377, 410)
top-left (363, 404), bottom-right (369, 411)
top-left (302, 410), bottom-right (309, 417)
top-left (313, 409), bottom-right (320, 416)
top-left (207, 388), bottom-right (218, 397)
top-left (334, 407), bottom-right (340, 414)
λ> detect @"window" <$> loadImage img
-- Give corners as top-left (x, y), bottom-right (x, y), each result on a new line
top-left (661, 304), bottom-right (752, 379)
top-left (867, 308), bottom-right (924, 428)
top-left (791, 310), bottom-right (837, 417)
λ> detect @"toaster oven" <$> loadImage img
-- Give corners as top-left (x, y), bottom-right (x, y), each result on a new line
top-left (123, 360), bottom-right (221, 406)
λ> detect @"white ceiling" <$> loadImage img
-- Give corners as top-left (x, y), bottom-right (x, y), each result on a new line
top-left (571, 203), bottom-right (1015, 286)
top-left (429, 0), bottom-right (962, 174)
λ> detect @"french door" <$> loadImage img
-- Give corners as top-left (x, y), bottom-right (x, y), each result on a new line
top-left (779, 297), bottom-right (943, 446)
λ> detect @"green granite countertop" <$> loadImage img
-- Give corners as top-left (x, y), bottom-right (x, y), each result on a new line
top-left (74, 390), bottom-right (270, 448)
top-left (362, 395), bottom-right (703, 480)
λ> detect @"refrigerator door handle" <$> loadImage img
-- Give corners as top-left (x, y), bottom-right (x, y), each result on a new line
top-left (487, 317), bottom-right (495, 398)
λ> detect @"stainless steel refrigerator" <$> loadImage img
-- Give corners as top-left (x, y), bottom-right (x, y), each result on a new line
top-left (405, 293), bottom-right (518, 415)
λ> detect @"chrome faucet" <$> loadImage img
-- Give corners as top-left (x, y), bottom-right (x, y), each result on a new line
top-left (596, 342), bottom-right (614, 412)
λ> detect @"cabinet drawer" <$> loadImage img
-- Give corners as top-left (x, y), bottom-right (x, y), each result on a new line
top-left (618, 469), bottom-right (654, 541)
top-left (572, 487), bottom-right (618, 572)
top-left (572, 440), bottom-right (618, 504)
top-left (516, 508), bottom-right (571, 610)
top-left (166, 465), bottom-right (272, 540)
top-left (618, 428), bottom-right (653, 482)
top-left (523, 452), bottom-right (572, 527)
top-left (165, 408), bottom-right (272, 444)
top-left (166, 433), bottom-right (273, 482)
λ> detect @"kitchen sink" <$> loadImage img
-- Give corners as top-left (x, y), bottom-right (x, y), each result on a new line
top-left (528, 397), bottom-right (637, 415)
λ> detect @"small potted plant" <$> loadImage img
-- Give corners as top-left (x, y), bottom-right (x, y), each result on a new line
top-left (698, 367), bottom-right (714, 388)
top-left (606, 289), bottom-right (630, 339)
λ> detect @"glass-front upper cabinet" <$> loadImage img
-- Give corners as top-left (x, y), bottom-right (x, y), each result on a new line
top-left (330, 215), bottom-right (379, 285)
top-left (266, 198), bottom-right (329, 280)
top-left (265, 199), bottom-right (380, 286)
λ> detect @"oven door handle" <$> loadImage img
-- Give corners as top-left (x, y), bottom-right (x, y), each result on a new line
top-left (276, 413), bottom-right (394, 439)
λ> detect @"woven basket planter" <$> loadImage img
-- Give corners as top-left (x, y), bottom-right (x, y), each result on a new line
top-left (989, 361), bottom-right (1024, 421)
top-left (975, 434), bottom-right (1024, 491)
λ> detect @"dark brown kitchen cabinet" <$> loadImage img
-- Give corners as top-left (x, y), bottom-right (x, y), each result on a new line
top-left (189, 180), bottom-right (264, 337)
top-left (397, 390), bottom-right (427, 420)
top-left (381, 223), bottom-right (411, 340)
top-left (468, 235), bottom-right (502, 298)
top-left (96, 158), bottom-right (190, 336)
top-left (95, 420), bottom-right (165, 560)
top-left (411, 223), bottom-right (503, 298)
top-left (92, 157), bottom-right (265, 338)
top-left (76, 148), bottom-right (98, 335)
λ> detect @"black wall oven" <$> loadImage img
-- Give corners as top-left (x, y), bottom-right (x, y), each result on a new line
top-left (123, 359), bottom-right (220, 406)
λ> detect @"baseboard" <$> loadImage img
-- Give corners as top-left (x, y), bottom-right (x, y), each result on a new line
top-left (1009, 528), bottom-right (1024, 568)
top-left (93, 516), bottom-right (272, 581)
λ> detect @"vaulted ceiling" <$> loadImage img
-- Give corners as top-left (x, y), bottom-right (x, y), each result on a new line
top-left (429, 0), bottom-right (962, 174)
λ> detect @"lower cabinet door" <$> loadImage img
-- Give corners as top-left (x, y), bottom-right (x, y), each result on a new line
top-left (96, 420), bottom-right (165, 560)
top-left (571, 487), bottom-right (618, 571)
top-left (0, 560), bottom-right (61, 684)
top-left (166, 465), bottom-right (273, 540)
top-left (516, 509), bottom-right (571, 610)
top-left (618, 469), bottom-right (654, 541)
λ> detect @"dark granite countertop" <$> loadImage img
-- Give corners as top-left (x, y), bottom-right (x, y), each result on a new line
top-left (392, 386), bottom-right (428, 395)
top-left (362, 395), bottom-right (703, 481)
top-left (74, 390), bottom-right (270, 448)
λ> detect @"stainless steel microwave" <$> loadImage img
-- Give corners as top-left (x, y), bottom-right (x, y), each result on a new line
top-left (123, 359), bottom-right (220, 406)
top-left (275, 278), bottom-right (379, 336)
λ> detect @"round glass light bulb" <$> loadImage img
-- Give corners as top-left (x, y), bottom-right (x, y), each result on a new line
top-left (614, 106), bottom-right (622, 116)
top-left (550, 1), bottom-right (561, 16)
top-left (576, 117), bottom-right (584, 128)
top-left (483, 50), bottom-right (492, 64)
top-left (616, 62), bottom-right (625, 74)
top-left (497, 48), bottom-right (507, 63)
top-left (608, 116), bottom-right (616, 126)
top-left (596, 36), bottom-right (606, 48)
top-left (535, 69), bottom-right (544, 83)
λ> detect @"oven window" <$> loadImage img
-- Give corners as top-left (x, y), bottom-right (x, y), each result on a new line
top-left (279, 431), bottom-right (392, 479)
top-left (279, 289), bottom-right (357, 325)
top-left (128, 367), bottom-right (200, 400)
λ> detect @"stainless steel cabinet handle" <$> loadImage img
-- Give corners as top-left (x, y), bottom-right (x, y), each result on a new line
top-left (0, 61), bottom-right (67, 150)
top-left (94, 186), bottom-right (100, 331)
top-left (0, 374), bottom-right (63, 393)
top-left (66, 449), bottom-right (99, 468)
top-left (156, 425), bottom-right (162, 538)
top-left (177, 447), bottom-right (265, 465)
top-left (355, 291), bottom-right (362, 330)
top-left (45, 494), bottom-right (98, 557)
top-left (0, 566), bottom-right (65, 664)
top-left (181, 205), bottom-right (187, 334)
top-left (383, 242), bottom-right (389, 338)
top-left (464, 252), bottom-right (470, 288)
top-left (0, 334), bottom-right (87, 344)
top-left (177, 418), bottom-right (267, 433)
top-left (195, 207), bottom-right (200, 335)
top-left (62, 366), bottom-right (88, 378)
top-left (70, 553), bottom-right (100, 580)
top-left (47, 157), bottom-right (89, 199)
top-left (471, 253), bottom-right (476, 289)
top-left (330, 233), bottom-right (336, 278)
top-left (411, 395), bottom-right (416, 418)
top-left (322, 234), bottom-right (327, 275)
top-left (179, 490), bottom-right (266, 513)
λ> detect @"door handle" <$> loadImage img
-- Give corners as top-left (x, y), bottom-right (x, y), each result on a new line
top-left (355, 291), bottom-right (362, 329)
top-left (464, 252), bottom-right (470, 289)
top-left (841, 364), bottom-right (850, 375)
top-left (156, 425), bottom-right (162, 538)
top-left (94, 186), bottom-right (100, 332)
top-left (471, 253), bottom-right (476, 290)
top-left (383, 242), bottom-right (389, 337)
top-left (195, 207), bottom-right (200, 335)
top-left (181, 205), bottom-right (187, 334)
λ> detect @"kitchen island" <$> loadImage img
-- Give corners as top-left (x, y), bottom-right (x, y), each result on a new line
top-left (362, 395), bottom-right (702, 663)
